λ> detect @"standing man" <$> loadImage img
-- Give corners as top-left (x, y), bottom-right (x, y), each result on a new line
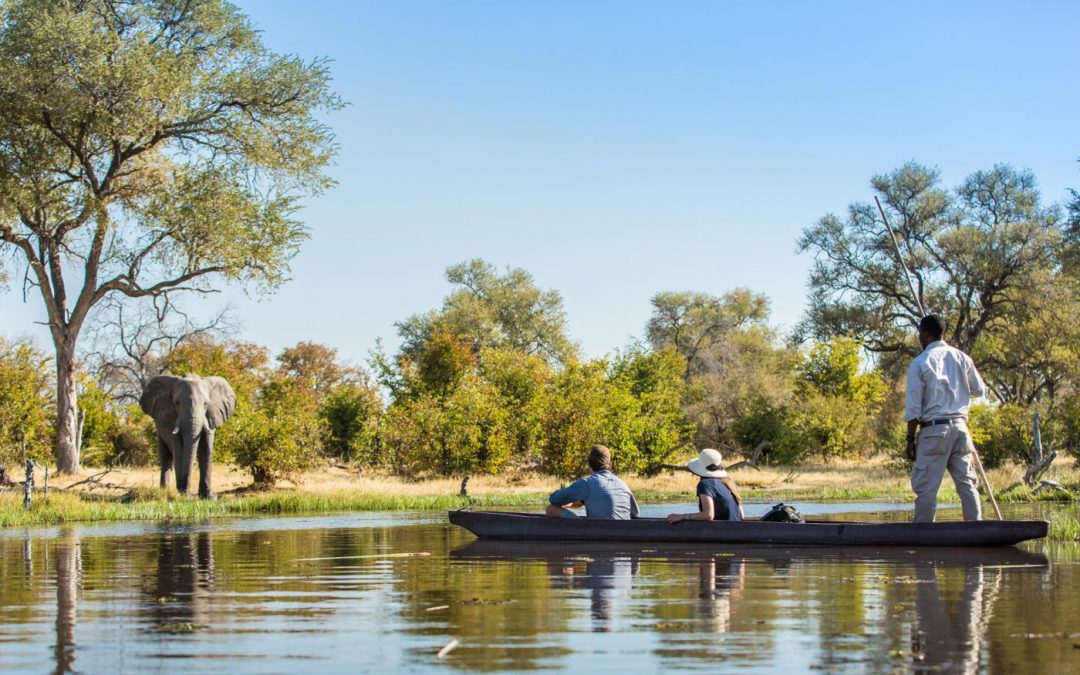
top-left (546, 445), bottom-right (640, 519)
top-left (905, 315), bottom-right (987, 522)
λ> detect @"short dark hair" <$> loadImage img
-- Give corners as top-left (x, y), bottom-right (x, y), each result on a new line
top-left (587, 445), bottom-right (612, 471)
top-left (919, 314), bottom-right (945, 339)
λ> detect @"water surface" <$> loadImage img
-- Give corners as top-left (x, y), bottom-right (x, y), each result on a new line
top-left (1, 503), bottom-right (1077, 673)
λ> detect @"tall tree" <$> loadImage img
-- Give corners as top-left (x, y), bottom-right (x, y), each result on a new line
top-left (646, 288), bottom-right (770, 379)
top-left (1065, 158), bottom-right (1080, 278)
top-left (397, 259), bottom-right (577, 368)
top-left (646, 288), bottom-right (792, 450)
top-left (0, 0), bottom-right (340, 472)
top-left (83, 295), bottom-right (234, 404)
top-left (798, 162), bottom-right (1060, 358)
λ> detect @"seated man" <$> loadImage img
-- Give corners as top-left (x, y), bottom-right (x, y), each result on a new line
top-left (546, 445), bottom-right (639, 519)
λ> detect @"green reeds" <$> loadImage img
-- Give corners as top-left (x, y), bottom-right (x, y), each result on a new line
top-left (0, 490), bottom-right (545, 529)
top-left (1048, 512), bottom-right (1080, 541)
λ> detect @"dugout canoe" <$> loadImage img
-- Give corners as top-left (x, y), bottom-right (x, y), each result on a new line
top-left (448, 510), bottom-right (1048, 547)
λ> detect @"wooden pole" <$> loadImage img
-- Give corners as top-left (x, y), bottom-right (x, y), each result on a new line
top-left (875, 196), bottom-right (924, 316)
top-left (971, 449), bottom-right (1003, 520)
top-left (876, 196), bottom-right (1000, 519)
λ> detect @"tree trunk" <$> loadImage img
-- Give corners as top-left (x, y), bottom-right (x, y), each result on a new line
top-left (54, 341), bottom-right (82, 475)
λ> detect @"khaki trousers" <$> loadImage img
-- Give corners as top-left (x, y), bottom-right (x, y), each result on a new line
top-left (911, 422), bottom-right (982, 522)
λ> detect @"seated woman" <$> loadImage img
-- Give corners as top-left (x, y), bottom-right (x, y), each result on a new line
top-left (666, 448), bottom-right (744, 523)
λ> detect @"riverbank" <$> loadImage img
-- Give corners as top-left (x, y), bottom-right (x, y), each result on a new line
top-left (2, 457), bottom-right (1077, 532)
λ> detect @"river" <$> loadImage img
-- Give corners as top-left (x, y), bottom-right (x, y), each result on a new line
top-left (1, 503), bottom-right (1077, 673)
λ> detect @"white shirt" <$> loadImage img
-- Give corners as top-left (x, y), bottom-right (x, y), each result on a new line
top-left (905, 340), bottom-right (986, 422)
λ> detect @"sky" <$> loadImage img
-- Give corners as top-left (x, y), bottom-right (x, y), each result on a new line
top-left (2, 0), bottom-right (1080, 367)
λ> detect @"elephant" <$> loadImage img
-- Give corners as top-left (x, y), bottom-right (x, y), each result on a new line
top-left (140, 374), bottom-right (236, 499)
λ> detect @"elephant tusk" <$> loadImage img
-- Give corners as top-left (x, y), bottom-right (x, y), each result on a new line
top-left (172, 426), bottom-right (180, 435)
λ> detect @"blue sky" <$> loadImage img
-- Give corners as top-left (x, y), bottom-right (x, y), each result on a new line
top-left (3, 0), bottom-right (1079, 366)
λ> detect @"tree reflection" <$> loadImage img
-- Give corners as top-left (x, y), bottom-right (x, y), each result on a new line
top-left (54, 527), bottom-right (80, 675)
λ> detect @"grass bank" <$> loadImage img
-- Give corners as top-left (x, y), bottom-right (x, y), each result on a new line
top-left (0, 490), bottom-right (545, 529)
top-left (2, 456), bottom-right (1077, 534)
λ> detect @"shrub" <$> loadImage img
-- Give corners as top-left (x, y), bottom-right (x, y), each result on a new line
top-left (319, 382), bottom-right (383, 464)
top-left (380, 376), bottom-right (512, 477)
top-left (224, 376), bottom-right (322, 485)
top-left (0, 339), bottom-right (54, 465)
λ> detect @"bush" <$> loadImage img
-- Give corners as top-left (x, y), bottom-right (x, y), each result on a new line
top-left (968, 403), bottom-right (1046, 468)
top-left (380, 376), bottom-right (512, 477)
top-left (224, 376), bottom-right (322, 485)
top-left (75, 375), bottom-right (121, 467)
top-left (0, 338), bottom-right (54, 465)
top-left (319, 382), bottom-right (383, 464)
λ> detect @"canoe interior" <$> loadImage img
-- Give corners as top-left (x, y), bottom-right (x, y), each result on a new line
top-left (448, 510), bottom-right (1049, 548)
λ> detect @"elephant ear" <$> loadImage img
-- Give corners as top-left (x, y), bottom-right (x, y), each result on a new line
top-left (205, 376), bottom-right (237, 429)
top-left (140, 376), bottom-right (180, 425)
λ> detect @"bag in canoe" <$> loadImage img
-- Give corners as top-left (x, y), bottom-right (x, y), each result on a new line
top-left (760, 503), bottom-right (804, 523)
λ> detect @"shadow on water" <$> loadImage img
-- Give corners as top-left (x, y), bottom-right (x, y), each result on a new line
top-left (0, 510), bottom-right (1077, 673)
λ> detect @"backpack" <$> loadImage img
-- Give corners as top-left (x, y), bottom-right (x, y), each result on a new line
top-left (760, 503), bottom-right (804, 523)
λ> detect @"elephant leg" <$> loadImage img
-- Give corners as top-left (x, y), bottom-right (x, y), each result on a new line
top-left (158, 436), bottom-right (173, 489)
top-left (197, 430), bottom-right (215, 500)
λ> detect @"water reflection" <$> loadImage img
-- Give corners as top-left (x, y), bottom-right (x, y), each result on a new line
top-left (0, 516), bottom-right (1075, 673)
top-left (912, 562), bottom-right (998, 673)
top-left (548, 554), bottom-right (639, 632)
top-left (698, 558), bottom-right (745, 633)
top-left (145, 531), bottom-right (214, 632)
top-left (54, 528), bottom-right (80, 675)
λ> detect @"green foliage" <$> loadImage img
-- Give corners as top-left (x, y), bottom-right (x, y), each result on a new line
top-left (537, 360), bottom-right (619, 478)
top-left (407, 323), bottom-right (479, 399)
top-left (798, 162), bottom-right (1061, 369)
top-left (478, 348), bottom-right (552, 466)
top-left (1065, 159), bottom-right (1080, 278)
top-left (0, 0), bottom-right (340, 470)
top-left (397, 260), bottom-right (577, 368)
top-left (0, 338), bottom-right (53, 464)
top-left (647, 289), bottom-right (797, 453)
top-left (735, 337), bottom-right (888, 464)
top-left (319, 383), bottom-right (383, 463)
top-left (968, 403), bottom-right (1041, 468)
top-left (790, 337), bottom-right (888, 460)
top-left (380, 375), bottom-right (513, 477)
top-left (225, 374), bottom-right (322, 485)
top-left (74, 374), bottom-right (121, 467)
top-left (609, 348), bottom-right (695, 474)
top-left (107, 406), bottom-right (157, 467)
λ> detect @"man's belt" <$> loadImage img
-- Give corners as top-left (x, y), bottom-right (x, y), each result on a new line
top-left (920, 417), bottom-right (966, 428)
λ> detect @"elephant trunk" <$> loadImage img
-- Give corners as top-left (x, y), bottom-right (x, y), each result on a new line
top-left (174, 414), bottom-right (204, 495)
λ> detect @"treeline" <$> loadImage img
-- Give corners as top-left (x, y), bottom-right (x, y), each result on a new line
top-left (3, 161), bottom-right (1080, 482)
top-left (0, 281), bottom-right (893, 482)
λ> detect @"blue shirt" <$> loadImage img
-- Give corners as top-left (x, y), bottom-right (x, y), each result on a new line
top-left (696, 478), bottom-right (741, 521)
top-left (548, 470), bottom-right (639, 519)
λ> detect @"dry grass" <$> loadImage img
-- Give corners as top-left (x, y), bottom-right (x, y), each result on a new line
top-left (7, 454), bottom-right (1077, 501)
top-left (3, 455), bottom-right (1077, 531)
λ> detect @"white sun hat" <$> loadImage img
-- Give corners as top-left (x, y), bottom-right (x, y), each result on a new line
top-left (687, 448), bottom-right (728, 478)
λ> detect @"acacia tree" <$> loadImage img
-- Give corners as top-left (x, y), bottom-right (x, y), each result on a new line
top-left (0, 0), bottom-right (340, 472)
top-left (84, 295), bottom-right (235, 403)
top-left (798, 163), bottom-right (1060, 359)
top-left (646, 288), bottom-right (794, 450)
top-left (646, 288), bottom-right (771, 380)
top-left (396, 259), bottom-right (578, 368)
